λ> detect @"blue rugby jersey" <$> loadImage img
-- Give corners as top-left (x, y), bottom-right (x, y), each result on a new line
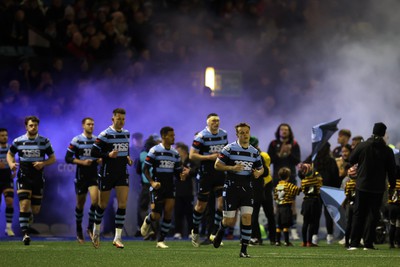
top-left (217, 141), bottom-right (262, 179)
top-left (65, 134), bottom-right (98, 175)
top-left (9, 134), bottom-right (55, 174)
top-left (92, 126), bottom-right (130, 172)
top-left (0, 144), bottom-right (10, 170)
top-left (144, 143), bottom-right (182, 181)
top-left (192, 127), bottom-right (228, 172)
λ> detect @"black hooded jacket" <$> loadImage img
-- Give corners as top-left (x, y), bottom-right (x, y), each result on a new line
top-left (349, 135), bottom-right (396, 193)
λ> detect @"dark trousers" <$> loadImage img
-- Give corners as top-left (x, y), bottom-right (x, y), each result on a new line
top-left (350, 190), bottom-right (383, 248)
top-left (174, 195), bottom-right (193, 236)
top-left (345, 204), bottom-right (354, 245)
top-left (323, 203), bottom-right (334, 235)
top-left (251, 183), bottom-right (276, 242)
top-left (136, 183), bottom-right (150, 230)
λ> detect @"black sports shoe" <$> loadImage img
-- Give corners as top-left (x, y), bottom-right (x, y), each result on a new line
top-left (23, 234), bottom-right (31, 246)
top-left (213, 229), bottom-right (224, 248)
top-left (239, 252), bottom-right (250, 258)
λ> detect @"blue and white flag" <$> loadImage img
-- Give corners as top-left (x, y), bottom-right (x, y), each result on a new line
top-left (311, 118), bottom-right (341, 161)
top-left (320, 186), bottom-right (346, 234)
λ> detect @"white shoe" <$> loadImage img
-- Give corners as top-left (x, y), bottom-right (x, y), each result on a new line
top-left (113, 238), bottom-right (124, 249)
top-left (347, 246), bottom-right (358, 251)
top-left (141, 216), bottom-right (151, 237)
top-left (156, 241), bottom-right (169, 248)
top-left (312, 234), bottom-right (318, 245)
top-left (326, 234), bottom-right (334, 245)
top-left (191, 229), bottom-right (200, 247)
top-left (291, 228), bottom-right (300, 241)
top-left (5, 228), bottom-right (15, 237)
top-left (338, 237), bottom-right (346, 245)
top-left (173, 233), bottom-right (182, 240)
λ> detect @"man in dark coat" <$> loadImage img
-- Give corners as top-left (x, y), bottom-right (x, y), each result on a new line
top-left (348, 122), bottom-right (396, 250)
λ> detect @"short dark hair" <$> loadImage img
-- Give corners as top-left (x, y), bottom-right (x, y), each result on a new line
top-left (144, 135), bottom-right (159, 152)
top-left (343, 144), bottom-right (352, 152)
top-left (0, 128), bottom-right (7, 132)
top-left (352, 135), bottom-right (364, 142)
top-left (235, 122), bottom-right (250, 133)
top-left (278, 167), bottom-right (291, 180)
top-left (25, 116), bottom-right (40, 126)
top-left (338, 129), bottom-right (351, 138)
top-left (81, 117), bottom-right (94, 124)
top-left (160, 126), bottom-right (174, 137)
top-left (207, 113), bottom-right (218, 119)
top-left (113, 108), bottom-right (126, 115)
top-left (175, 142), bottom-right (189, 153)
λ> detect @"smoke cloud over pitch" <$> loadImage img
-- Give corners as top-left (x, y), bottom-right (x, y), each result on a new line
top-left (2, 0), bottom-right (400, 234)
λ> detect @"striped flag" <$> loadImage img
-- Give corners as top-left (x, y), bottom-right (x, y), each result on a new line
top-left (311, 118), bottom-right (341, 161)
top-left (320, 186), bottom-right (347, 234)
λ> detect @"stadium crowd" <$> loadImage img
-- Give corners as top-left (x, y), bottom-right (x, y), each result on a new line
top-left (0, 0), bottom-right (377, 125)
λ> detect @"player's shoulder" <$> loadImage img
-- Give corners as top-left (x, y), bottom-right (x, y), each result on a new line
top-left (225, 141), bottom-right (238, 151)
top-left (99, 128), bottom-right (109, 137)
top-left (13, 134), bottom-right (25, 143)
top-left (121, 128), bottom-right (130, 134)
top-left (71, 135), bottom-right (80, 143)
top-left (196, 128), bottom-right (207, 138)
top-left (219, 128), bottom-right (228, 135)
top-left (248, 144), bottom-right (259, 154)
top-left (170, 147), bottom-right (180, 155)
top-left (38, 134), bottom-right (51, 142)
top-left (149, 144), bottom-right (161, 154)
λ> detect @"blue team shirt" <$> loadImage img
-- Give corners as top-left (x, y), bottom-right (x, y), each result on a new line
top-left (9, 134), bottom-right (55, 173)
top-left (192, 127), bottom-right (228, 155)
top-left (192, 127), bottom-right (228, 172)
top-left (66, 133), bottom-right (98, 177)
top-left (144, 143), bottom-right (182, 181)
top-left (92, 126), bottom-right (130, 174)
top-left (217, 141), bottom-right (262, 177)
top-left (67, 134), bottom-right (98, 161)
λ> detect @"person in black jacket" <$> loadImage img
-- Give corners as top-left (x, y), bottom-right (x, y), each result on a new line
top-left (348, 122), bottom-right (397, 250)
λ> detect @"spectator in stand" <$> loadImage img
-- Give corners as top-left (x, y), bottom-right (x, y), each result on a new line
top-left (336, 144), bottom-right (352, 181)
top-left (351, 135), bottom-right (364, 150)
top-left (332, 129), bottom-right (351, 158)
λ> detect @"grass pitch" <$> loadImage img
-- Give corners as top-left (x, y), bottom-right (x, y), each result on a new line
top-left (0, 237), bottom-right (399, 267)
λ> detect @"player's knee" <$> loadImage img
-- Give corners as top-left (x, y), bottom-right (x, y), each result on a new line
top-left (31, 197), bottom-right (42, 210)
top-left (4, 190), bottom-right (14, 199)
top-left (4, 192), bottom-right (14, 206)
top-left (18, 191), bottom-right (30, 201)
top-left (32, 206), bottom-right (41, 215)
top-left (151, 212), bottom-right (161, 221)
top-left (241, 214), bottom-right (252, 225)
top-left (197, 192), bottom-right (209, 203)
top-left (223, 218), bottom-right (236, 227)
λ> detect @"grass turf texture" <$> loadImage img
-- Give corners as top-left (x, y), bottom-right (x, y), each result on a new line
top-left (0, 239), bottom-right (399, 267)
